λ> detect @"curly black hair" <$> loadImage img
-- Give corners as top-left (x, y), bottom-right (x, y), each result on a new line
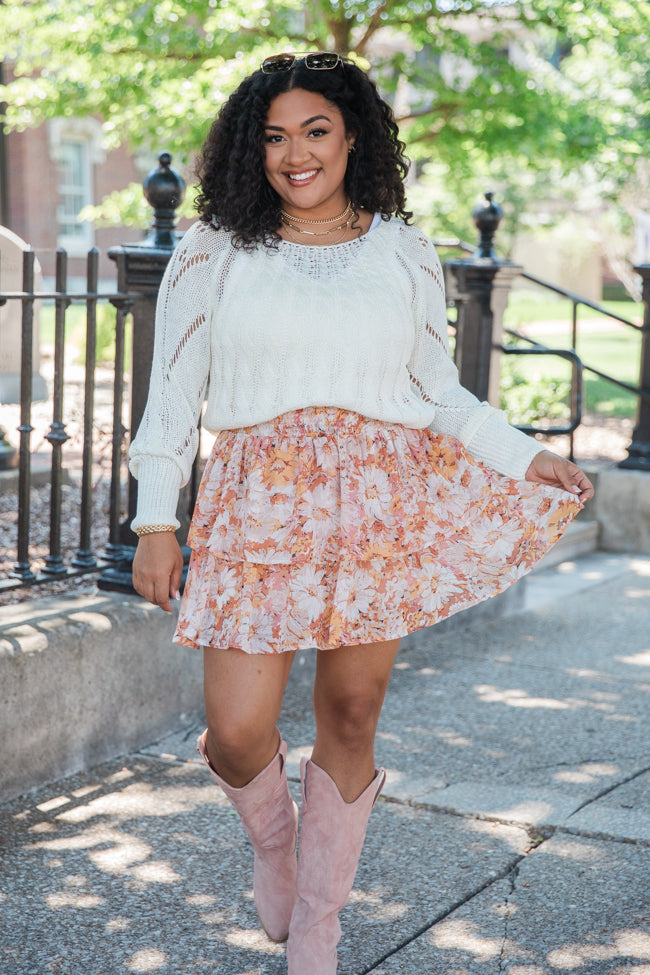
top-left (194, 57), bottom-right (412, 248)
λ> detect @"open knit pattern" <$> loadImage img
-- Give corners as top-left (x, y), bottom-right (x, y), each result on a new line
top-left (128, 217), bottom-right (545, 530)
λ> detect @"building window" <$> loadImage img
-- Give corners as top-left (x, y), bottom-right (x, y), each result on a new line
top-left (49, 118), bottom-right (105, 255)
top-left (56, 136), bottom-right (94, 252)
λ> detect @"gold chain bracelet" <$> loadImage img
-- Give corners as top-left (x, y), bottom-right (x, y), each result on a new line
top-left (134, 524), bottom-right (177, 537)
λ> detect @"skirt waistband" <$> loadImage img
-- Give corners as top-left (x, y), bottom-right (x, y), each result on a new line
top-left (238, 407), bottom-right (408, 439)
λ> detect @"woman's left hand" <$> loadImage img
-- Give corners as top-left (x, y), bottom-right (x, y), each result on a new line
top-left (525, 450), bottom-right (594, 503)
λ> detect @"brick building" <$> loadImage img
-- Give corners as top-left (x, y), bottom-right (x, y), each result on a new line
top-left (0, 103), bottom-right (180, 287)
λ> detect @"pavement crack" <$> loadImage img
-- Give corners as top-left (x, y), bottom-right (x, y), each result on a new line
top-left (359, 854), bottom-right (527, 975)
top-left (566, 764), bottom-right (650, 818)
top-left (497, 862), bottom-right (520, 973)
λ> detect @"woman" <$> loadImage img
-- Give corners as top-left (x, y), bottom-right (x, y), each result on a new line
top-left (130, 52), bottom-right (593, 974)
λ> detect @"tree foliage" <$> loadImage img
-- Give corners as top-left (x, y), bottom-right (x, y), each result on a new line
top-left (1, 0), bottom-right (648, 241)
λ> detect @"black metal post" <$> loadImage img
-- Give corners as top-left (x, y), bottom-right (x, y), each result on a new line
top-left (98, 152), bottom-right (186, 592)
top-left (0, 250), bottom-right (18, 470)
top-left (72, 249), bottom-right (99, 569)
top-left (42, 250), bottom-right (71, 576)
top-left (10, 250), bottom-right (36, 582)
top-left (445, 192), bottom-right (521, 403)
top-left (619, 264), bottom-right (650, 470)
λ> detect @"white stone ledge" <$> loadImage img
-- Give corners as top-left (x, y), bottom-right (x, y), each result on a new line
top-left (0, 592), bottom-right (204, 803)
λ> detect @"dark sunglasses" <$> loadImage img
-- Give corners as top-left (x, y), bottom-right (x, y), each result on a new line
top-left (261, 52), bottom-right (342, 74)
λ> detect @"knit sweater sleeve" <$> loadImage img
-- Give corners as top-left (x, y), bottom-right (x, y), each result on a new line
top-left (128, 221), bottom-right (227, 530)
top-left (403, 228), bottom-right (545, 478)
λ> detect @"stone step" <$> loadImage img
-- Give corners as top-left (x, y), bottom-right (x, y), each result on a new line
top-left (534, 518), bottom-right (599, 571)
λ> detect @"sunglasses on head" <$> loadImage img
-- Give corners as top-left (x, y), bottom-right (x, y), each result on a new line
top-left (261, 52), bottom-right (343, 74)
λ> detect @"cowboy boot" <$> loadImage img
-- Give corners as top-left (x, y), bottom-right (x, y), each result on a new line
top-left (197, 730), bottom-right (299, 942)
top-left (286, 757), bottom-right (386, 974)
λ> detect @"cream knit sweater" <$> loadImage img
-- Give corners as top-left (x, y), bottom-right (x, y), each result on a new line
top-left (129, 217), bottom-right (544, 530)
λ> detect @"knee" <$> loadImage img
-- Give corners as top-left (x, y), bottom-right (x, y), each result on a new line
top-left (316, 690), bottom-right (383, 747)
top-left (206, 715), bottom-right (275, 773)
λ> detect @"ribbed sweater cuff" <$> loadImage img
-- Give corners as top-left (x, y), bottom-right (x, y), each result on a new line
top-left (467, 414), bottom-right (546, 479)
top-left (130, 458), bottom-right (184, 531)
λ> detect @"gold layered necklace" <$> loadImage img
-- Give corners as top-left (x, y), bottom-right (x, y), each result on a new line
top-left (281, 200), bottom-right (354, 245)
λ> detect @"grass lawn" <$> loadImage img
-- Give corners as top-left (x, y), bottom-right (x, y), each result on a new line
top-left (500, 292), bottom-right (643, 421)
top-left (504, 291), bottom-right (642, 331)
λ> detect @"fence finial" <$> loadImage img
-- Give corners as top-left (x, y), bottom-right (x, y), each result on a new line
top-left (473, 191), bottom-right (503, 261)
top-left (142, 152), bottom-right (186, 249)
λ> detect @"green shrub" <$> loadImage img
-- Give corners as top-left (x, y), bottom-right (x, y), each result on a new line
top-left (74, 303), bottom-right (132, 368)
top-left (500, 354), bottom-right (572, 427)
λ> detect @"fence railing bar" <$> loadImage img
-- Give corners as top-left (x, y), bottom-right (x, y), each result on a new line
top-left (503, 327), bottom-right (650, 401)
top-left (72, 248), bottom-right (99, 569)
top-left (10, 249), bottom-right (36, 583)
top-left (519, 271), bottom-right (643, 331)
top-left (42, 249), bottom-right (71, 577)
top-left (104, 300), bottom-right (127, 563)
top-left (500, 345), bottom-right (583, 445)
top-left (0, 291), bottom-right (133, 301)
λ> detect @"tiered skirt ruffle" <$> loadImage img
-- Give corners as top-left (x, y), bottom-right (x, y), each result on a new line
top-left (174, 407), bottom-right (581, 654)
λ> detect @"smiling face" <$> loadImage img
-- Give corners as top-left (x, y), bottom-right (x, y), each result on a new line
top-left (263, 88), bottom-right (355, 220)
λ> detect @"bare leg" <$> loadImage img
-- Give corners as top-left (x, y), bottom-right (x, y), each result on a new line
top-left (203, 646), bottom-right (296, 787)
top-left (311, 638), bottom-right (400, 802)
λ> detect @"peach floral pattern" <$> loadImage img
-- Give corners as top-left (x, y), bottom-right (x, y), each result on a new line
top-left (174, 407), bottom-right (581, 654)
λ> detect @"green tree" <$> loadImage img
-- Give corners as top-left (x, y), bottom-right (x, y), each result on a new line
top-left (2, 0), bottom-right (648, 241)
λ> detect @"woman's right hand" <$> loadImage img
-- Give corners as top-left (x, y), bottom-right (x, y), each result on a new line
top-left (132, 532), bottom-right (184, 614)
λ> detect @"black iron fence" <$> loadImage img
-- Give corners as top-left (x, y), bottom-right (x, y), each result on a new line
top-left (2, 174), bottom-right (650, 595)
top-left (0, 248), bottom-right (135, 592)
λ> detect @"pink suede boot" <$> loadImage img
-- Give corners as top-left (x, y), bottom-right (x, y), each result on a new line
top-left (286, 758), bottom-right (386, 974)
top-left (197, 731), bottom-right (299, 942)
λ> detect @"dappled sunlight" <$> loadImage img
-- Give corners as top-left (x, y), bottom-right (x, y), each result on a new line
top-left (224, 928), bottom-right (284, 955)
top-left (475, 799), bottom-right (555, 824)
top-left (129, 861), bottom-right (182, 883)
top-left (186, 893), bottom-right (218, 907)
top-left (429, 917), bottom-right (516, 960)
top-left (473, 683), bottom-right (625, 713)
top-left (200, 910), bottom-right (230, 924)
top-left (88, 830), bottom-right (152, 874)
top-left (36, 794), bottom-right (72, 813)
top-left (421, 915), bottom-right (649, 974)
top-left (465, 818), bottom-right (531, 854)
top-left (54, 780), bottom-right (219, 823)
top-left (547, 929), bottom-right (650, 969)
top-left (539, 838), bottom-right (604, 863)
top-left (434, 729), bottom-right (472, 748)
top-left (554, 762), bottom-right (620, 784)
top-left (125, 948), bottom-right (168, 972)
top-left (348, 886), bottom-right (410, 921)
top-left (105, 918), bottom-right (130, 932)
top-left (474, 684), bottom-right (571, 709)
top-left (45, 891), bottom-right (104, 909)
top-left (376, 730), bottom-right (403, 743)
top-left (617, 650), bottom-right (650, 667)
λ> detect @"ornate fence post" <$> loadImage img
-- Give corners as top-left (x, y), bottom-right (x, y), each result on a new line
top-left (619, 264), bottom-right (650, 470)
top-left (445, 192), bottom-right (522, 405)
top-left (98, 152), bottom-right (186, 592)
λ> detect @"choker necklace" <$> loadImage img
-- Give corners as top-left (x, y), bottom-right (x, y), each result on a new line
top-left (280, 200), bottom-right (352, 226)
top-left (281, 214), bottom-right (353, 245)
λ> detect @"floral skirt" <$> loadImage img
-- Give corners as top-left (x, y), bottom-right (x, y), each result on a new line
top-left (174, 407), bottom-right (581, 655)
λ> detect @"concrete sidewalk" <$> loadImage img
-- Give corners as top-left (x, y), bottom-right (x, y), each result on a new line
top-left (1, 551), bottom-right (649, 975)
